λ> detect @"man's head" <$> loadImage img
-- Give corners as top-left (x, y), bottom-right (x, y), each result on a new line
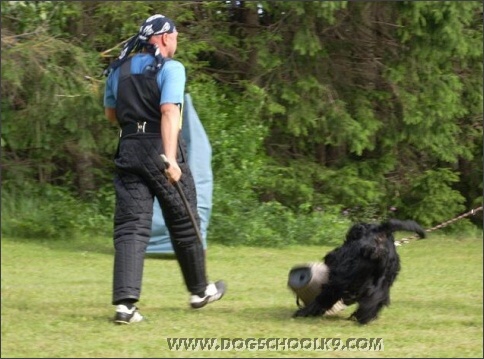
top-left (139, 14), bottom-right (178, 58)
top-left (103, 13), bottom-right (178, 76)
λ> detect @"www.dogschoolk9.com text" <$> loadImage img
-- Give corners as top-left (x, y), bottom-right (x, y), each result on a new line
top-left (167, 337), bottom-right (384, 352)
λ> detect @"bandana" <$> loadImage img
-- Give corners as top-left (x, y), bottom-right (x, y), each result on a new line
top-left (103, 14), bottom-right (176, 76)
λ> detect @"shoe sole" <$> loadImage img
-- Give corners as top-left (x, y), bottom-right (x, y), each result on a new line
top-left (114, 320), bottom-right (131, 325)
top-left (114, 312), bottom-right (144, 324)
top-left (190, 286), bottom-right (226, 309)
top-left (114, 318), bottom-right (143, 325)
top-left (190, 298), bottom-right (210, 309)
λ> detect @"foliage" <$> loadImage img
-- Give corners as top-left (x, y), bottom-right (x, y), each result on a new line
top-left (1, 1), bottom-right (482, 245)
top-left (395, 168), bottom-right (467, 228)
top-left (210, 199), bottom-right (351, 247)
top-left (1, 183), bottom-right (113, 239)
top-left (1, 29), bottom-right (114, 196)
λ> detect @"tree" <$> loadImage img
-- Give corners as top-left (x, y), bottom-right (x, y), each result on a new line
top-left (1, 1), bottom-right (482, 243)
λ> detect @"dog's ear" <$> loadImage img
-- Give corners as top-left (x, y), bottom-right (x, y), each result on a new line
top-left (346, 223), bottom-right (368, 242)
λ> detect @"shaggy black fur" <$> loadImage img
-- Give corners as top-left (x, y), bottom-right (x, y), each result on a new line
top-left (293, 219), bottom-right (426, 324)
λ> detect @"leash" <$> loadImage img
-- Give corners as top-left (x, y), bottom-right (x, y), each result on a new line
top-left (395, 206), bottom-right (483, 246)
top-left (160, 154), bottom-right (205, 247)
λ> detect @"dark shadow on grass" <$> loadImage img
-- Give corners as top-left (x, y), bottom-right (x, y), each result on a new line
top-left (89, 308), bottom-right (355, 328)
top-left (153, 304), bottom-right (352, 324)
top-left (228, 306), bottom-right (352, 323)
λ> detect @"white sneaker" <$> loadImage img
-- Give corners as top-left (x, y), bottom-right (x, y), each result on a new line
top-left (114, 304), bottom-right (144, 324)
top-left (190, 280), bottom-right (226, 309)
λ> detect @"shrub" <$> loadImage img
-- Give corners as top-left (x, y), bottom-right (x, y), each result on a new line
top-left (1, 183), bottom-right (113, 240)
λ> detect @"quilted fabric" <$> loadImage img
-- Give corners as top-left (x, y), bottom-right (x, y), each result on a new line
top-left (112, 133), bottom-right (204, 303)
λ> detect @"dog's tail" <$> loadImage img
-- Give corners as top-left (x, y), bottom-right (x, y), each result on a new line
top-left (382, 219), bottom-right (426, 239)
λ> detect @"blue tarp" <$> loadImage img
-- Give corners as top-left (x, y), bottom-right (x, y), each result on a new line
top-left (147, 94), bottom-right (212, 253)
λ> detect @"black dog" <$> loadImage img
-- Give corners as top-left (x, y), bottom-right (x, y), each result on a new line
top-left (293, 219), bottom-right (426, 324)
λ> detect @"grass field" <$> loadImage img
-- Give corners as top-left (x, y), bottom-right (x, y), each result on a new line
top-left (1, 233), bottom-right (482, 358)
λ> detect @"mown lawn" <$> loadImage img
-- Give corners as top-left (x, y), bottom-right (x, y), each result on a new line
top-left (1, 233), bottom-right (482, 358)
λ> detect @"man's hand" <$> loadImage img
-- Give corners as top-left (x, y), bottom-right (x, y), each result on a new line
top-left (160, 103), bottom-right (182, 183)
top-left (165, 158), bottom-right (182, 183)
top-left (161, 155), bottom-right (181, 183)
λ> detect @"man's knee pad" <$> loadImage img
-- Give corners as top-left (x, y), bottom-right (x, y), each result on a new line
top-left (168, 216), bottom-right (200, 244)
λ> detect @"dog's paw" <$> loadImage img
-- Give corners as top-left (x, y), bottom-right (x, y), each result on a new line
top-left (293, 302), bottom-right (324, 317)
top-left (348, 311), bottom-right (375, 325)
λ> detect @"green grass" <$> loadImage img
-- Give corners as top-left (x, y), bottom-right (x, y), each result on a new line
top-left (1, 233), bottom-right (482, 358)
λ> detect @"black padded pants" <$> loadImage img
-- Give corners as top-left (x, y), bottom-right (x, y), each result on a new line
top-left (111, 133), bottom-right (207, 305)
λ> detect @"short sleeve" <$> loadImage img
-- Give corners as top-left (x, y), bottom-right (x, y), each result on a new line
top-left (103, 69), bottom-right (118, 108)
top-left (158, 60), bottom-right (186, 106)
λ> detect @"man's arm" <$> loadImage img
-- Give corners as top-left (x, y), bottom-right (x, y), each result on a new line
top-left (158, 60), bottom-right (186, 183)
top-left (161, 103), bottom-right (182, 182)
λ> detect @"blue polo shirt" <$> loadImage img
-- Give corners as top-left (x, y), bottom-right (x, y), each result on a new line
top-left (104, 53), bottom-right (186, 108)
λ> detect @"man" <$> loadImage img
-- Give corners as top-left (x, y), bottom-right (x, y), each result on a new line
top-left (103, 14), bottom-right (226, 324)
